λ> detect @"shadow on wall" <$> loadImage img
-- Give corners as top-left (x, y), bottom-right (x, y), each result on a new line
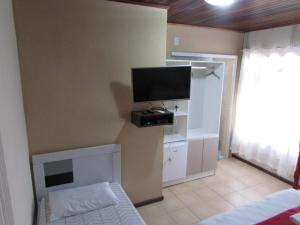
top-left (110, 81), bottom-right (150, 118)
top-left (110, 81), bottom-right (164, 203)
top-left (110, 81), bottom-right (133, 121)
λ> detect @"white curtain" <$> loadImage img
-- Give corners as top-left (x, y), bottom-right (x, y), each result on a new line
top-left (232, 47), bottom-right (300, 180)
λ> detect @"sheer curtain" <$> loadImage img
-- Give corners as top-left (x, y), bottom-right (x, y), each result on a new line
top-left (232, 47), bottom-right (300, 180)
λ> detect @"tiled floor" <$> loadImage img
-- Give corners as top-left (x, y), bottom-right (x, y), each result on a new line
top-left (137, 157), bottom-right (291, 225)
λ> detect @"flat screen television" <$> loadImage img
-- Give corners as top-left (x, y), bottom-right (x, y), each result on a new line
top-left (132, 66), bottom-right (191, 102)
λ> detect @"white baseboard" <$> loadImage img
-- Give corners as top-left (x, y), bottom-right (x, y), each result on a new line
top-left (185, 170), bottom-right (215, 182)
top-left (163, 178), bottom-right (186, 187)
top-left (163, 170), bottom-right (216, 188)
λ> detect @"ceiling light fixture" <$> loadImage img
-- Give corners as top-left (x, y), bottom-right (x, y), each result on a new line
top-left (204, 0), bottom-right (235, 7)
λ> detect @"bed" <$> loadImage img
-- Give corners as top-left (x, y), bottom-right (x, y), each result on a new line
top-left (198, 188), bottom-right (300, 225)
top-left (32, 144), bottom-right (146, 225)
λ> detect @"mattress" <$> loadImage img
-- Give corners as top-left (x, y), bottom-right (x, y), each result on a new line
top-left (37, 183), bottom-right (146, 225)
top-left (198, 189), bottom-right (300, 225)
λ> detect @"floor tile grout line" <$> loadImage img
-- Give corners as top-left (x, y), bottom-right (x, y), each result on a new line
top-left (165, 193), bottom-right (205, 221)
top-left (140, 157), bottom-right (291, 224)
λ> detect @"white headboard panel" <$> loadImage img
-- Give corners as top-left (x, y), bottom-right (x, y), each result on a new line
top-left (32, 144), bottom-right (121, 201)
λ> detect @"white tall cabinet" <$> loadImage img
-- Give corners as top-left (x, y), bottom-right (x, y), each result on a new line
top-left (163, 59), bottom-right (225, 187)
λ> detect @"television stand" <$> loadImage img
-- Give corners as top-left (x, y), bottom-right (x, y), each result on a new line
top-left (131, 109), bottom-right (174, 128)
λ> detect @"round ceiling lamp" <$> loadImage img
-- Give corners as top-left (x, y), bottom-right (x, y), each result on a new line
top-left (204, 0), bottom-right (235, 7)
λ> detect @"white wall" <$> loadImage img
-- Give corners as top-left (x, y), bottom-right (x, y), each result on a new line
top-left (202, 65), bottom-right (224, 133)
top-left (188, 76), bottom-right (205, 129)
top-left (245, 24), bottom-right (300, 48)
top-left (0, 0), bottom-right (34, 225)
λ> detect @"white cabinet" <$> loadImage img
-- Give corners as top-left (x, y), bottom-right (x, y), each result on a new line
top-left (163, 141), bottom-right (187, 187)
top-left (203, 137), bottom-right (218, 172)
top-left (186, 138), bottom-right (203, 176)
top-left (163, 136), bottom-right (218, 186)
top-left (186, 135), bottom-right (218, 180)
top-left (162, 59), bottom-right (225, 186)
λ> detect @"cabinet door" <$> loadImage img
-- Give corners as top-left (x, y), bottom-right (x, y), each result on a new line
top-left (203, 137), bottom-right (218, 172)
top-left (163, 142), bottom-right (187, 183)
top-left (186, 138), bottom-right (204, 176)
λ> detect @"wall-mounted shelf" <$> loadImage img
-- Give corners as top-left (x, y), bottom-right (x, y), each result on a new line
top-left (188, 128), bottom-right (219, 139)
top-left (168, 110), bottom-right (188, 117)
top-left (164, 133), bottom-right (186, 144)
top-left (131, 110), bottom-right (174, 128)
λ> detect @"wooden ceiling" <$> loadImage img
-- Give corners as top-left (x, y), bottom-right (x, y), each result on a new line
top-left (110, 0), bottom-right (300, 32)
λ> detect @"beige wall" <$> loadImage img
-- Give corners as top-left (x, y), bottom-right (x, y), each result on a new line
top-left (14, 0), bottom-right (167, 203)
top-left (245, 24), bottom-right (300, 49)
top-left (167, 24), bottom-right (244, 57)
top-left (0, 0), bottom-right (34, 224)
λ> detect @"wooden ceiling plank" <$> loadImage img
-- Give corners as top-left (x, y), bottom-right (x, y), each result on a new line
top-left (108, 0), bottom-right (300, 31)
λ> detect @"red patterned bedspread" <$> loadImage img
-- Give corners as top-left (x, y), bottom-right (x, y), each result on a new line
top-left (255, 206), bottom-right (300, 225)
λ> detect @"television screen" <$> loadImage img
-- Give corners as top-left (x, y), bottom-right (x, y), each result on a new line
top-left (132, 66), bottom-right (191, 102)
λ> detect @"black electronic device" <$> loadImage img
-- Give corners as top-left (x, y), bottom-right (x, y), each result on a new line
top-left (131, 110), bottom-right (174, 127)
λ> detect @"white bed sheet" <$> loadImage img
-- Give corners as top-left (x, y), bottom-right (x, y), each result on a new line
top-left (37, 183), bottom-right (146, 225)
top-left (198, 189), bottom-right (300, 225)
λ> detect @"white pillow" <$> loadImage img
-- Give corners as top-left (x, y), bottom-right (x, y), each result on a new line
top-left (47, 182), bottom-right (119, 222)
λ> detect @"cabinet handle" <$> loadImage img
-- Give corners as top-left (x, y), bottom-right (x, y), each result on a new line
top-left (173, 150), bottom-right (178, 153)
